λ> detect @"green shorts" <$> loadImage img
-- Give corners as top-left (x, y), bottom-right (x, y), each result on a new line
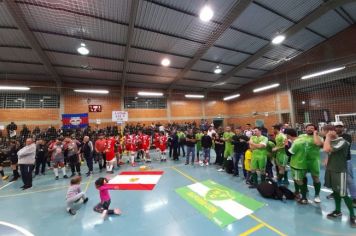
top-left (291, 168), bottom-right (307, 181)
top-left (224, 148), bottom-right (233, 159)
top-left (196, 144), bottom-right (202, 152)
top-left (307, 159), bottom-right (320, 177)
top-left (275, 152), bottom-right (288, 167)
top-left (324, 170), bottom-right (347, 197)
top-left (251, 156), bottom-right (267, 171)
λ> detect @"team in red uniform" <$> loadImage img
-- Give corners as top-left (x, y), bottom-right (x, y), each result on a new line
top-left (124, 132), bottom-right (137, 166)
top-left (140, 131), bottom-right (151, 162)
top-left (158, 131), bottom-right (168, 162)
top-left (104, 136), bottom-right (116, 173)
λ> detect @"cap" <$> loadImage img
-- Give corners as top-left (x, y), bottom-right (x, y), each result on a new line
top-left (333, 121), bottom-right (344, 127)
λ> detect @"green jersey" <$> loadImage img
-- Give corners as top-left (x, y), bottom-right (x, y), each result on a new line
top-left (177, 132), bottom-right (186, 140)
top-left (298, 134), bottom-right (322, 161)
top-left (289, 137), bottom-right (307, 169)
top-left (223, 132), bottom-right (234, 150)
top-left (250, 135), bottom-right (268, 159)
top-left (275, 133), bottom-right (287, 160)
top-left (195, 132), bottom-right (204, 147)
top-left (266, 140), bottom-right (276, 160)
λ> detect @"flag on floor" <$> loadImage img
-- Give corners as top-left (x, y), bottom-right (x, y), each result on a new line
top-left (176, 180), bottom-right (265, 227)
top-left (62, 113), bottom-right (89, 129)
top-left (107, 171), bottom-right (164, 190)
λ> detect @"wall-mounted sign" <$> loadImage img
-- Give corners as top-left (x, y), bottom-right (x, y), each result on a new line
top-left (112, 111), bottom-right (128, 122)
top-left (89, 105), bottom-right (102, 112)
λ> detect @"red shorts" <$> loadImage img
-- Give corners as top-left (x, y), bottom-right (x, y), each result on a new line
top-left (159, 146), bottom-right (166, 152)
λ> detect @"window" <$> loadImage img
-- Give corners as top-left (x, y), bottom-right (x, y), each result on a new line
top-left (124, 96), bottom-right (166, 109)
top-left (0, 93), bottom-right (60, 109)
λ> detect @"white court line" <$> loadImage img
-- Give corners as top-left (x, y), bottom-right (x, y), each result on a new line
top-left (0, 221), bottom-right (34, 236)
top-left (288, 179), bottom-right (332, 193)
top-left (0, 182), bottom-right (14, 191)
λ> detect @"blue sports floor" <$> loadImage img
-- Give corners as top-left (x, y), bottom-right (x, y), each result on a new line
top-left (0, 149), bottom-right (355, 236)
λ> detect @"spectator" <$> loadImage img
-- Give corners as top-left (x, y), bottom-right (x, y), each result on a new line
top-left (17, 138), bottom-right (36, 190)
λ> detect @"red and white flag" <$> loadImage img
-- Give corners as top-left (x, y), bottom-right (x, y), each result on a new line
top-left (107, 171), bottom-right (164, 190)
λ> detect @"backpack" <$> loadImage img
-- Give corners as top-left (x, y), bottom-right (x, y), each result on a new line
top-left (257, 179), bottom-right (295, 200)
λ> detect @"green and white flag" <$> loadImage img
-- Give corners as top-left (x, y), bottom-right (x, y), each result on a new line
top-left (176, 180), bottom-right (265, 227)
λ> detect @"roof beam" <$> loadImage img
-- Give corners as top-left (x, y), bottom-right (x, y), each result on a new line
top-left (3, 0), bottom-right (61, 87)
top-left (121, 0), bottom-right (139, 95)
top-left (211, 0), bottom-right (355, 87)
top-left (167, 0), bottom-right (253, 89)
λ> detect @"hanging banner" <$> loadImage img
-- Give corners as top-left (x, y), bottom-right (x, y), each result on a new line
top-left (62, 113), bottom-right (89, 129)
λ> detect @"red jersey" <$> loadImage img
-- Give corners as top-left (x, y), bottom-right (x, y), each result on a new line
top-left (105, 137), bottom-right (116, 161)
top-left (125, 134), bottom-right (137, 152)
top-left (141, 134), bottom-right (150, 150)
top-left (154, 133), bottom-right (160, 148)
top-left (159, 135), bottom-right (168, 151)
top-left (95, 139), bottom-right (106, 153)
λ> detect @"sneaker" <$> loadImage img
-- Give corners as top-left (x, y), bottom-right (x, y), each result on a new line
top-left (326, 193), bottom-right (334, 200)
top-left (326, 211), bottom-right (342, 219)
top-left (2, 175), bottom-right (9, 180)
top-left (298, 198), bottom-right (309, 205)
top-left (314, 195), bottom-right (321, 203)
top-left (22, 185), bottom-right (32, 190)
top-left (55, 176), bottom-right (59, 180)
top-left (114, 208), bottom-right (121, 215)
top-left (83, 197), bottom-right (89, 204)
top-left (185, 162), bottom-right (189, 165)
top-left (68, 209), bottom-right (76, 215)
top-left (9, 177), bottom-right (18, 182)
top-left (205, 162), bottom-right (209, 166)
top-left (217, 168), bottom-right (224, 172)
top-left (63, 175), bottom-right (68, 179)
top-left (350, 216), bottom-right (356, 228)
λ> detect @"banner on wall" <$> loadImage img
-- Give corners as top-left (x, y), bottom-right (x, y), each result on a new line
top-left (112, 111), bottom-right (128, 122)
top-left (62, 113), bottom-right (89, 129)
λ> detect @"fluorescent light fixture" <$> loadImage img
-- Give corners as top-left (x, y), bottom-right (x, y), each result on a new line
top-left (161, 58), bottom-right (170, 67)
top-left (199, 5), bottom-right (214, 22)
top-left (214, 66), bottom-right (222, 74)
top-left (0, 86), bottom-right (30, 91)
top-left (223, 93), bottom-right (240, 101)
top-left (253, 83), bottom-right (280, 93)
top-left (138, 91), bottom-right (163, 97)
top-left (74, 89), bottom-right (109, 94)
top-left (301, 66), bottom-right (346, 80)
top-left (185, 94), bottom-right (205, 98)
top-left (272, 35), bottom-right (285, 44)
top-left (77, 43), bottom-right (89, 55)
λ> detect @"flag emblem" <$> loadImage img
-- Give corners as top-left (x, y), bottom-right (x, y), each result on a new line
top-left (108, 171), bottom-right (164, 190)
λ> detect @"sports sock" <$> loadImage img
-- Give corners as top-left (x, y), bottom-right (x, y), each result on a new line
top-left (294, 181), bottom-right (300, 193)
top-left (301, 183), bottom-right (307, 199)
top-left (62, 167), bottom-right (66, 176)
top-left (54, 168), bottom-right (59, 177)
top-left (252, 173), bottom-right (258, 185)
top-left (314, 182), bottom-right (321, 196)
top-left (334, 192), bottom-right (341, 212)
top-left (343, 195), bottom-right (355, 217)
top-left (283, 171), bottom-right (288, 181)
top-left (261, 174), bottom-right (266, 182)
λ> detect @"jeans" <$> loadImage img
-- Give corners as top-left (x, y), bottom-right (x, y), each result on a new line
top-left (233, 152), bottom-right (243, 175)
top-left (85, 154), bottom-right (93, 172)
top-left (178, 143), bottom-right (185, 156)
top-left (215, 147), bottom-right (224, 165)
top-left (69, 154), bottom-right (81, 174)
top-left (19, 164), bottom-right (34, 187)
top-left (203, 148), bottom-right (211, 163)
top-left (35, 156), bottom-right (46, 175)
top-left (186, 146), bottom-right (195, 164)
top-left (347, 160), bottom-right (356, 199)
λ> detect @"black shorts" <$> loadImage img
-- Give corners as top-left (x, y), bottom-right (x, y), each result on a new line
top-left (324, 170), bottom-right (347, 197)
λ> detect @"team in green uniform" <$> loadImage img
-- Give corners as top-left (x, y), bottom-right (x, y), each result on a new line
top-left (217, 127), bottom-right (234, 172)
top-left (195, 130), bottom-right (204, 161)
top-left (298, 124), bottom-right (323, 203)
top-left (323, 125), bottom-right (355, 227)
top-left (272, 124), bottom-right (289, 185)
top-left (249, 127), bottom-right (268, 187)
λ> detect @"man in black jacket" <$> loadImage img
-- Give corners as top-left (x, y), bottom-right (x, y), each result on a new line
top-left (201, 129), bottom-right (212, 166)
top-left (232, 127), bottom-right (249, 177)
top-left (35, 139), bottom-right (48, 176)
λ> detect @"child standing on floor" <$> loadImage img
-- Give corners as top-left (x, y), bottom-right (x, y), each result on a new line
top-left (244, 148), bottom-right (252, 185)
top-left (65, 176), bottom-right (88, 215)
top-left (94, 177), bottom-right (121, 219)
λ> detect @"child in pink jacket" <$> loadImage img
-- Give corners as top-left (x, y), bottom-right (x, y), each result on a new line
top-left (94, 177), bottom-right (121, 219)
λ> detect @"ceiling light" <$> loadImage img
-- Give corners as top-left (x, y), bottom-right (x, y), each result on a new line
top-left (223, 93), bottom-right (240, 101)
top-left (272, 35), bottom-right (285, 44)
top-left (74, 89), bottom-right (109, 94)
top-left (253, 83), bottom-right (280, 93)
top-left (185, 94), bottom-right (205, 98)
top-left (214, 66), bottom-right (222, 74)
top-left (199, 5), bottom-right (214, 22)
top-left (0, 86), bottom-right (30, 91)
top-left (77, 43), bottom-right (89, 55)
top-left (138, 91), bottom-right (163, 97)
top-left (301, 66), bottom-right (346, 80)
top-left (161, 58), bottom-right (170, 67)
